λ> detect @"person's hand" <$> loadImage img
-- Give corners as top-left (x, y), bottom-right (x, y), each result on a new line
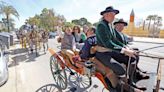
top-left (125, 46), bottom-right (133, 50)
top-left (124, 48), bottom-right (136, 58)
top-left (133, 49), bottom-right (139, 55)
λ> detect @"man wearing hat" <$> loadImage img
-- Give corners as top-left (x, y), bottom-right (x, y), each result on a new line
top-left (95, 6), bottom-right (144, 92)
top-left (113, 18), bottom-right (149, 85)
top-left (113, 19), bottom-right (128, 44)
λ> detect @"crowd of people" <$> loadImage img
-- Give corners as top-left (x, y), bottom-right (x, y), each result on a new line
top-left (17, 28), bottom-right (49, 55)
top-left (57, 6), bottom-right (149, 92)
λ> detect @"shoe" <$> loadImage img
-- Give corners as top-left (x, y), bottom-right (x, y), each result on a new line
top-left (137, 67), bottom-right (147, 74)
top-left (131, 82), bottom-right (147, 91)
top-left (121, 81), bottom-right (144, 92)
top-left (128, 79), bottom-right (147, 91)
top-left (134, 88), bottom-right (144, 92)
top-left (136, 72), bottom-right (149, 80)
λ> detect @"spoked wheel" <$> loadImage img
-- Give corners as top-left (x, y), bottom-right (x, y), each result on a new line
top-left (69, 72), bottom-right (92, 89)
top-left (50, 55), bottom-right (67, 90)
top-left (35, 84), bottom-right (62, 92)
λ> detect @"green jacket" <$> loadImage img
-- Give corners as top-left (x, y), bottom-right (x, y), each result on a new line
top-left (96, 19), bottom-right (126, 52)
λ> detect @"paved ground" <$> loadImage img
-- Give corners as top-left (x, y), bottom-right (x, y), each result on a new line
top-left (129, 41), bottom-right (164, 92)
top-left (133, 37), bottom-right (164, 44)
top-left (0, 36), bottom-right (163, 92)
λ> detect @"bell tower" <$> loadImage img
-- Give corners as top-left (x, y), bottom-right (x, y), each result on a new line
top-left (128, 9), bottom-right (135, 33)
top-left (130, 9), bottom-right (134, 22)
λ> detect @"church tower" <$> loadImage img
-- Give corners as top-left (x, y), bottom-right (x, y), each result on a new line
top-left (130, 9), bottom-right (134, 22)
top-left (128, 9), bottom-right (135, 33)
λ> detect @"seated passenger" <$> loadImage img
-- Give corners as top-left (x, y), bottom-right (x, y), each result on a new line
top-left (79, 27), bottom-right (97, 60)
top-left (72, 25), bottom-right (85, 50)
top-left (61, 26), bottom-right (76, 65)
top-left (72, 27), bottom-right (96, 67)
top-left (113, 19), bottom-right (149, 82)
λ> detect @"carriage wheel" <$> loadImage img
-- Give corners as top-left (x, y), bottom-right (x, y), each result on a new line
top-left (35, 84), bottom-right (62, 92)
top-left (69, 72), bottom-right (92, 89)
top-left (50, 55), bottom-right (67, 90)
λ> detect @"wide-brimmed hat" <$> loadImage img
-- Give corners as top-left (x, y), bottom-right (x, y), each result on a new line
top-left (113, 19), bottom-right (128, 26)
top-left (100, 6), bottom-right (119, 15)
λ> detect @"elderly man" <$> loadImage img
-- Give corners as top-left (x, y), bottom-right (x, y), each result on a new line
top-left (113, 19), bottom-right (129, 44)
top-left (113, 18), bottom-right (149, 87)
top-left (96, 6), bottom-right (144, 92)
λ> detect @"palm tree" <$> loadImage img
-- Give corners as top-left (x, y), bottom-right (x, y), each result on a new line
top-left (151, 15), bottom-right (158, 37)
top-left (0, 5), bottom-right (19, 32)
top-left (156, 16), bottom-right (162, 27)
top-left (155, 16), bottom-right (162, 37)
top-left (146, 15), bottom-right (154, 30)
top-left (147, 15), bottom-right (163, 37)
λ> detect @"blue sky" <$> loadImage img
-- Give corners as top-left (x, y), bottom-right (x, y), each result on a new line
top-left (1, 0), bottom-right (164, 28)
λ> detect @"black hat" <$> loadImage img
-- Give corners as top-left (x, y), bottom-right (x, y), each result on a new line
top-left (113, 19), bottom-right (128, 26)
top-left (100, 6), bottom-right (119, 15)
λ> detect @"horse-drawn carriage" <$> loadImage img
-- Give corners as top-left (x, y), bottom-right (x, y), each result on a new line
top-left (48, 46), bottom-right (164, 92)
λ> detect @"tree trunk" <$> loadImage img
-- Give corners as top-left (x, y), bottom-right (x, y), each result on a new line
top-left (148, 19), bottom-right (151, 30)
top-left (153, 20), bottom-right (156, 38)
top-left (6, 14), bottom-right (10, 32)
top-left (156, 21), bottom-right (160, 38)
top-left (143, 20), bottom-right (145, 30)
